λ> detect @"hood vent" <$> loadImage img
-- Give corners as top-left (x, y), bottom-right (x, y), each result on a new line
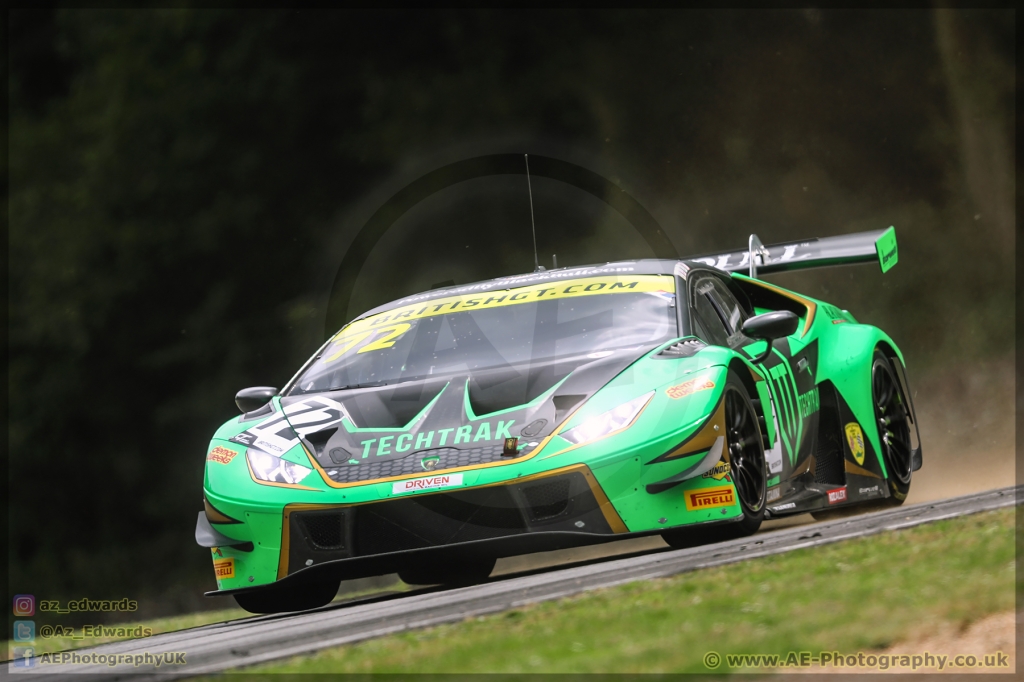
top-left (655, 338), bottom-right (706, 359)
top-left (552, 394), bottom-right (587, 423)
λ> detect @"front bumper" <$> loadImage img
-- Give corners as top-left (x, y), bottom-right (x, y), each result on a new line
top-left (201, 464), bottom-right (623, 591)
top-left (202, 460), bottom-right (746, 598)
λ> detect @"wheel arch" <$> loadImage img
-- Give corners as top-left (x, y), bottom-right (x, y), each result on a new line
top-left (818, 324), bottom-right (909, 478)
top-left (727, 356), bottom-right (772, 450)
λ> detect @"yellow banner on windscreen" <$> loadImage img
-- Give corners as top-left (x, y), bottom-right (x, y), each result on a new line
top-left (324, 275), bottom-right (674, 361)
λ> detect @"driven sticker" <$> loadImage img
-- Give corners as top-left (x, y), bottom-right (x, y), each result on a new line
top-left (392, 473), bottom-right (464, 494)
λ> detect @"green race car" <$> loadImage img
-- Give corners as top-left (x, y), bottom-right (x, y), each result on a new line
top-left (197, 227), bottom-right (921, 613)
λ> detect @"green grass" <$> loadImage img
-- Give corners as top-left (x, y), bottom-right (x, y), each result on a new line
top-left (222, 507), bottom-right (1015, 675)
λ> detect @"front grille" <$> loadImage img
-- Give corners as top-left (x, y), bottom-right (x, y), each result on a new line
top-left (522, 478), bottom-right (572, 521)
top-left (353, 486), bottom-right (527, 556)
top-left (285, 471), bottom-right (616, 575)
top-left (299, 511), bottom-right (347, 550)
top-left (322, 443), bottom-right (511, 484)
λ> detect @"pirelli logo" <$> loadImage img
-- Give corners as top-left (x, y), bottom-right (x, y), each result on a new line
top-left (213, 557), bottom-right (235, 580)
top-left (685, 485), bottom-right (736, 511)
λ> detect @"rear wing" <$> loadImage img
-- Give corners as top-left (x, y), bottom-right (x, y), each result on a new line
top-left (687, 227), bottom-right (898, 277)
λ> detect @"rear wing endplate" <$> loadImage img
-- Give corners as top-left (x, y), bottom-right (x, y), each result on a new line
top-left (688, 226), bottom-right (898, 276)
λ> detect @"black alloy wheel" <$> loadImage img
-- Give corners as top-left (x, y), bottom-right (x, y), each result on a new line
top-left (871, 350), bottom-right (913, 502)
top-left (725, 382), bottom-right (768, 517)
top-left (662, 371), bottom-right (767, 548)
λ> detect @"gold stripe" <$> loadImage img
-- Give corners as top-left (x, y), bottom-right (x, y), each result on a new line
top-left (845, 460), bottom-right (882, 479)
top-left (275, 463), bottom-right (627, 579)
top-left (650, 399), bottom-right (726, 463)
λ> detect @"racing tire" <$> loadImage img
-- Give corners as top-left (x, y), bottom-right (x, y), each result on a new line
top-left (233, 578), bottom-right (340, 614)
top-left (872, 349), bottom-right (913, 505)
top-left (398, 557), bottom-right (496, 586)
top-left (662, 371), bottom-right (767, 549)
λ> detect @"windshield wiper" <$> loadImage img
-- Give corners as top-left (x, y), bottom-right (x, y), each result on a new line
top-left (328, 380), bottom-right (392, 391)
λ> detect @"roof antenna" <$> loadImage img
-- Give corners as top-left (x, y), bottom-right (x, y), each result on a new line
top-left (525, 154), bottom-right (544, 272)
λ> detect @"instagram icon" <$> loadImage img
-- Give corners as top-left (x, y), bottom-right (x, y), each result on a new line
top-left (13, 595), bottom-right (35, 617)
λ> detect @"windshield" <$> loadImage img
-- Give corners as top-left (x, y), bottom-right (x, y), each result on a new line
top-left (289, 275), bottom-right (677, 395)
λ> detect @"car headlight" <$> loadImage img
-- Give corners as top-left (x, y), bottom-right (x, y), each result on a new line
top-left (246, 449), bottom-right (313, 484)
top-left (560, 391), bottom-right (655, 446)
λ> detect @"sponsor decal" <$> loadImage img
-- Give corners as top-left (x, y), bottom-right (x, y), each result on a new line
top-left (766, 487), bottom-right (781, 502)
top-left (392, 473), bottom-right (464, 494)
top-left (502, 437), bottom-right (519, 457)
top-left (211, 547), bottom-right (223, 557)
top-left (230, 396), bottom-right (348, 455)
top-left (689, 243), bottom-right (812, 271)
top-left (772, 502), bottom-right (796, 511)
top-left (685, 485), bottom-right (735, 511)
top-left (420, 455), bottom-right (440, 471)
top-left (207, 446), bottom-right (238, 464)
top-left (827, 487), bottom-right (848, 504)
top-left (666, 377), bottom-right (716, 400)
top-left (702, 461), bottom-right (731, 481)
top-left (859, 485), bottom-right (880, 497)
top-left (359, 420), bottom-right (516, 459)
top-left (845, 423), bottom-right (866, 465)
top-left (338, 276), bottom-right (671, 351)
top-left (797, 387), bottom-right (819, 418)
top-left (213, 557), bottom-right (234, 580)
top-left (764, 357), bottom-right (806, 469)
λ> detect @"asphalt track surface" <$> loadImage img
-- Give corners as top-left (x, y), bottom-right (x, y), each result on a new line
top-left (13, 485), bottom-right (1019, 680)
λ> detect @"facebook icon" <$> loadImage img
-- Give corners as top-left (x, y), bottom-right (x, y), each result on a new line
top-left (12, 647), bottom-right (36, 668)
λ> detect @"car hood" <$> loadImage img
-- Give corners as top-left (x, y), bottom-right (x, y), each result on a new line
top-left (276, 342), bottom-right (665, 484)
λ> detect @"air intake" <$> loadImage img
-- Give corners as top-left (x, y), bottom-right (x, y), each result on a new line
top-left (299, 511), bottom-right (347, 551)
top-left (522, 478), bottom-right (572, 521)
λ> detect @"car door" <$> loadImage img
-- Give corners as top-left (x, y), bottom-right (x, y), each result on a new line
top-left (690, 272), bottom-right (803, 482)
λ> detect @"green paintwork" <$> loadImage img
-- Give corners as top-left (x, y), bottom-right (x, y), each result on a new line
top-left (201, 268), bottom-right (912, 593)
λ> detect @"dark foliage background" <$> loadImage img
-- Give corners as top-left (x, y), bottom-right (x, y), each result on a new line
top-left (8, 9), bottom-right (1014, 616)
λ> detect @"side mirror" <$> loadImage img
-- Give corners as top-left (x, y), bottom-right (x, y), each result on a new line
top-left (740, 311), bottom-right (800, 363)
top-left (235, 386), bottom-right (278, 413)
